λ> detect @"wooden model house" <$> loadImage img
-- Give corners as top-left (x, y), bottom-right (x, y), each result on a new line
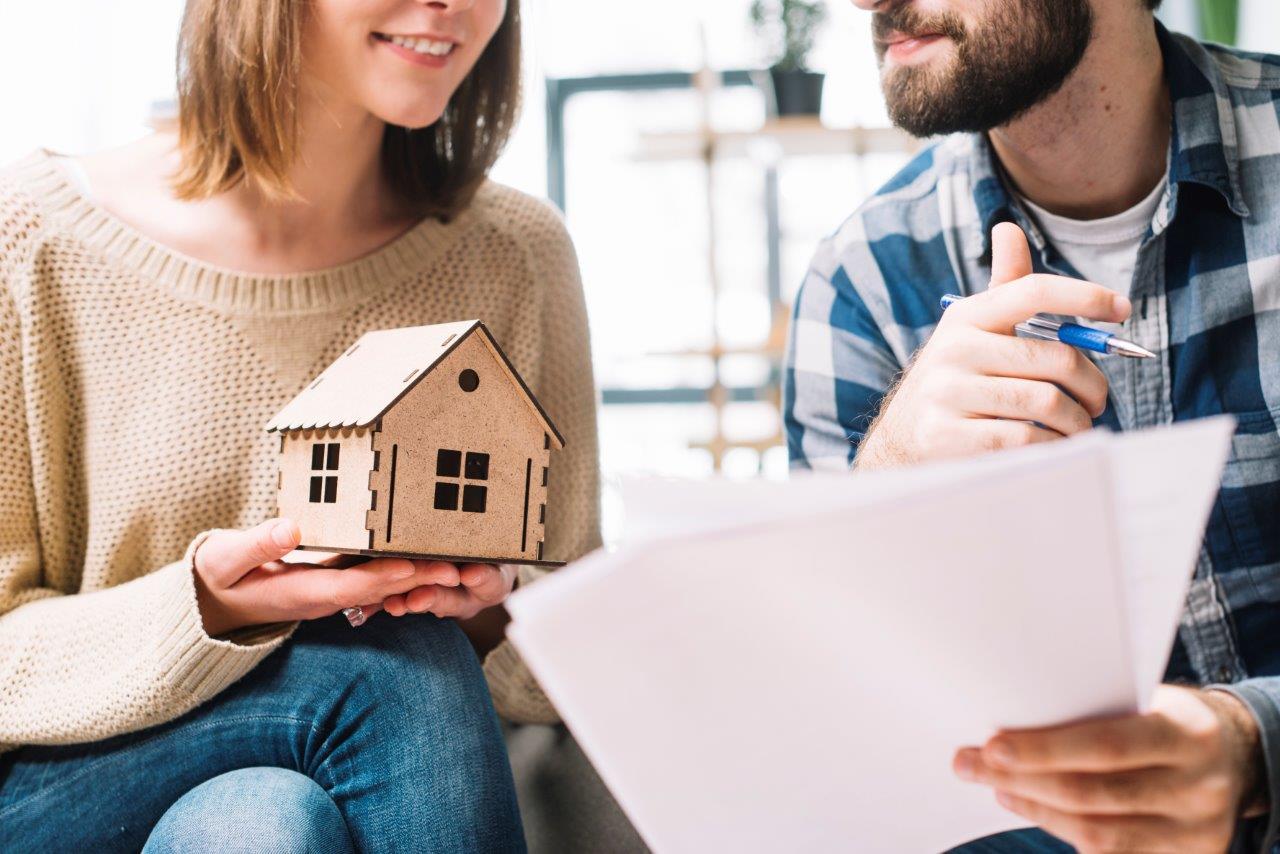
top-left (266, 321), bottom-right (564, 566)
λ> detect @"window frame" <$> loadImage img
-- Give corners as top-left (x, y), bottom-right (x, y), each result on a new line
top-left (434, 448), bottom-right (490, 514)
top-left (308, 441), bottom-right (341, 504)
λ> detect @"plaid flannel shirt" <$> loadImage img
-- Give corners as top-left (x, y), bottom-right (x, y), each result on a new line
top-left (784, 23), bottom-right (1280, 849)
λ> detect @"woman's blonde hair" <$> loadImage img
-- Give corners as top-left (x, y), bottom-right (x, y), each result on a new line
top-left (172, 0), bottom-right (521, 220)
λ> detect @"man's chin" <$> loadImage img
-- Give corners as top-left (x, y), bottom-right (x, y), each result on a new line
top-left (881, 64), bottom-right (958, 127)
top-left (882, 77), bottom-right (976, 138)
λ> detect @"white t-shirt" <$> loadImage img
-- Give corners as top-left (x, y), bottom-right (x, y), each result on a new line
top-left (1021, 174), bottom-right (1167, 331)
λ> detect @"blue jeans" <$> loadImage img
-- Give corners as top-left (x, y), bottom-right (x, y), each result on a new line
top-left (0, 614), bottom-right (525, 853)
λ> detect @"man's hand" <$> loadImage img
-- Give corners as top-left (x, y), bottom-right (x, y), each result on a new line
top-left (856, 223), bottom-right (1130, 470)
top-left (954, 685), bottom-right (1266, 853)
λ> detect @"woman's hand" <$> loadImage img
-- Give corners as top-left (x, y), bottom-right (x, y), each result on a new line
top-left (192, 518), bottom-right (465, 636)
top-left (367, 563), bottom-right (517, 622)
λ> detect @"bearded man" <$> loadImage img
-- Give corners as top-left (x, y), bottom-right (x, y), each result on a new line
top-left (784, 1), bottom-right (1280, 851)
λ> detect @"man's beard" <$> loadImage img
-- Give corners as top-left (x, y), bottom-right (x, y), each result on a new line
top-left (874, 0), bottom-right (1094, 137)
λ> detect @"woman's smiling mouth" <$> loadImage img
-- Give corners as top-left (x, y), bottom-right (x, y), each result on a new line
top-left (373, 32), bottom-right (459, 67)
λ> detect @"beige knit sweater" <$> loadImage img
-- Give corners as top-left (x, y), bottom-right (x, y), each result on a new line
top-left (0, 151), bottom-right (601, 753)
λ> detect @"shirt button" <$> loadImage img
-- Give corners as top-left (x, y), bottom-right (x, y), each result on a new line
top-left (1215, 666), bottom-right (1235, 683)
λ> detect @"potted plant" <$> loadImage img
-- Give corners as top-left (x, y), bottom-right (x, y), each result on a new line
top-left (750, 0), bottom-right (828, 118)
top-left (1198, 0), bottom-right (1238, 45)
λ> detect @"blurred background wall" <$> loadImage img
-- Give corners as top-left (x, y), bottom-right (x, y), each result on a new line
top-left (0, 0), bottom-right (1275, 538)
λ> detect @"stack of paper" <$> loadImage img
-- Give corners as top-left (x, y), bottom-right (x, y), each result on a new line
top-left (507, 418), bottom-right (1235, 853)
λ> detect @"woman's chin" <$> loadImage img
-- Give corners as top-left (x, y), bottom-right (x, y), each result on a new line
top-left (374, 103), bottom-right (448, 132)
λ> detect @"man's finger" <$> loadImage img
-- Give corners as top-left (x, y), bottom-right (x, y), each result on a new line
top-left (990, 223), bottom-right (1034, 288)
top-left (956, 418), bottom-right (1062, 453)
top-left (976, 334), bottom-right (1110, 417)
top-left (197, 519), bottom-right (300, 585)
top-left (955, 748), bottom-right (1183, 816)
top-left (961, 274), bottom-right (1131, 333)
top-left (954, 376), bottom-right (1094, 437)
top-left (985, 712), bottom-right (1189, 772)
top-left (994, 791), bottom-right (1178, 853)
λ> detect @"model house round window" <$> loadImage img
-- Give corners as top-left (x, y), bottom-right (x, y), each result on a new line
top-left (459, 369), bottom-right (480, 392)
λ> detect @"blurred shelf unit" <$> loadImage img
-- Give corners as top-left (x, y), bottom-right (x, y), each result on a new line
top-left (545, 70), bottom-right (917, 471)
top-left (545, 69), bottom-right (758, 213)
top-left (634, 117), bottom-right (915, 162)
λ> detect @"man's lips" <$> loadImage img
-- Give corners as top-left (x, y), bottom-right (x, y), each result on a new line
top-left (879, 31), bottom-right (949, 62)
top-left (879, 30), bottom-right (945, 48)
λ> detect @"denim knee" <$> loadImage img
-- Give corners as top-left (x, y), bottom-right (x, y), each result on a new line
top-left (300, 612), bottom-right (495, 725)
top-left (288, 615), bottom-right (524, 849)
top-left (142, 767), bottom-right (355, 854)
top-left (177, 616), bottom-right (525, 851)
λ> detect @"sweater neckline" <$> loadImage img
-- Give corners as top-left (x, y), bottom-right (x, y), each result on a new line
top-left (26, 149), bottom-right (470, 315)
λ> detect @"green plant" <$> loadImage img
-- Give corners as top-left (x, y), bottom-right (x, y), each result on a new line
top-left (1198, 0), bottom-right (1238, 46)
top-left (749, 0), bottom-right (828, 72)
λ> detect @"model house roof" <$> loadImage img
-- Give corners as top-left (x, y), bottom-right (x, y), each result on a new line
top-left (264, 320), bottom-right (564, 445)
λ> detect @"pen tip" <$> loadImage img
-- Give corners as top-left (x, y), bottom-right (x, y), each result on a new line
top-left (1112, 340), bottom-right (1157, 359)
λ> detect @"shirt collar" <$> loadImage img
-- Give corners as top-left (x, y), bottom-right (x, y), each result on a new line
top-left (965, 19), bottom-right (1248, 264)
top-left (1158, 22), bottom-right (1249, 219)
top-left (966, 139), bottom-right (1022, 264)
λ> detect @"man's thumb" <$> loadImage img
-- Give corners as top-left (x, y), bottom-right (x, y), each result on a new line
top-left (990, 222), bottom-right (1033, 287)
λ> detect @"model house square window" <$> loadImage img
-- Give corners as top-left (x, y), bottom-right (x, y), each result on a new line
top-left (434, 481), bottom-right (460, 511)
top-left (437, 449), bottom-right (462, 478)
top-left (465, 452), bottom-right (489, 480)
top-left (462, 484), bottom-right (487, 513)
top-left (309, 441), bottom-right (340, 504)
top-left (434, 448), bottom-right (490, 514)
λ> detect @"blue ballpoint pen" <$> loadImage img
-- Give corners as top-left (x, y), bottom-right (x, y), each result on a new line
top-left (939, 293), bottom-right (1156, 359)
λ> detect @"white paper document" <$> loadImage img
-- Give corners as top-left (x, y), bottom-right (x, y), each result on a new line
top-left (507, 418), bottom-right (1235, 853)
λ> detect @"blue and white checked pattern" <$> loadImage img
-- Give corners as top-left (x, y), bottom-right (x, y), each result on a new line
top-left (784, 24), bottom-right (1280, 847)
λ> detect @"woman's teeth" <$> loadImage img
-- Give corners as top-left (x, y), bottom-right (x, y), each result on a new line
top-left (381, 34), bottom-right (455, 57)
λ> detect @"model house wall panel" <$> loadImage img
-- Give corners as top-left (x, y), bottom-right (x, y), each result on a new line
top-left (367, 334), bottom-right (547, 562)
top-left (278, 427), bottom-right (375, 551)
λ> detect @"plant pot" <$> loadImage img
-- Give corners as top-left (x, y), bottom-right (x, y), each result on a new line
top-left (757, 67), bottom-right (825, 118)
